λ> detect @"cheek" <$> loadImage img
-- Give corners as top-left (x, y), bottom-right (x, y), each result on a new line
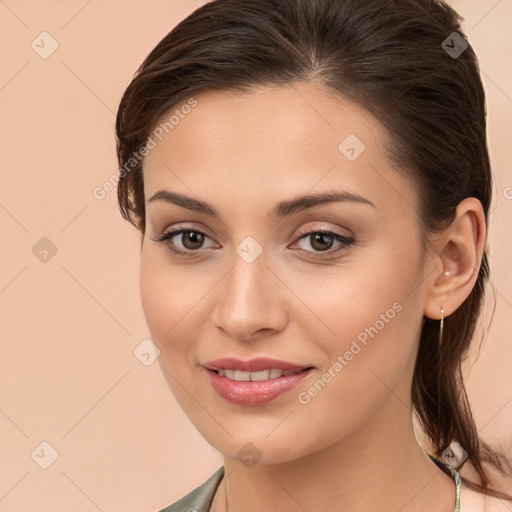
top-left (139, 248), bottom-right (215, 361)
top-left (139, 250), bottom-right (191, 351)
top-left (139, 252), bottom-right (169, 339)
top-left (139, 250), bottom-right (217, 426)
top-left (299, 241), bottom-right (424, 378)
top-left (290, 281), bottom-right (421, 448)
top-left (292, 252), bottom-right (412, 339)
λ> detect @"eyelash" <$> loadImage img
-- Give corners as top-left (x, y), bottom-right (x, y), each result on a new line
top-left (149, 226), bottom-right (355, 260)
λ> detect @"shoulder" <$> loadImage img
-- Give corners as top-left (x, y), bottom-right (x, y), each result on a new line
top-left (483, 494), bottom-right (512, 512)
top-left (157, 466), bottom-right (225, 512)
top-left (460, 486), bottom-right (512, 512)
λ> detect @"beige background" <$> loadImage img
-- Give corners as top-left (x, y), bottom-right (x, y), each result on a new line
top-left (1, 1), bottom-right (511, 510)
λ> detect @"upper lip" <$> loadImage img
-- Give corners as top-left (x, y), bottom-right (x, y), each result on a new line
top-left (203, 357), bottom-right (313, 373)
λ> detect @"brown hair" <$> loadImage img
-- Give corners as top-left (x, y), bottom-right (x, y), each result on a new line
top-left (116, 0), bottom-right (512, 498)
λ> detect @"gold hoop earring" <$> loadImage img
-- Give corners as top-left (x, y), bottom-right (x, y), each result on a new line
top-left (439, 307), bottom-right (445, 347)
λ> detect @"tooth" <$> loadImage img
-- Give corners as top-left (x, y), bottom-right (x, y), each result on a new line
top-left (223, 369), bottom-right (236, 380)
top-left (218, 368), bottom-right (297, 381)
top-left (250, 370), bottom-right (270, 381)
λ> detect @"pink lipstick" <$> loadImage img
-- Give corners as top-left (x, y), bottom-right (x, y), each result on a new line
top-left (203, 357), bottom-right (314, 406)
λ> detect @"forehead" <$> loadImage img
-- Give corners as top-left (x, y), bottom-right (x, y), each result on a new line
top-left (142, 83), bottom-right (418, 218)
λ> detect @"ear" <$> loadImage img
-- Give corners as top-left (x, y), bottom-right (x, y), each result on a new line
top-left (423, 197), bottom-right (487, 321)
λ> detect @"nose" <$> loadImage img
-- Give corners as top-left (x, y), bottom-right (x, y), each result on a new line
top-left (212, 250), bottom-right (288, 342)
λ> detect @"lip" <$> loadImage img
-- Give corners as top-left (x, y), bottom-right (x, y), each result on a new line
top-left (203, 357), bottom-right (312, 373)
top-left (202, 358), bottom-right (315, 406)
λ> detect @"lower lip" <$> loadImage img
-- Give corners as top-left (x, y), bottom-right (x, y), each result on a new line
top-left (205, 368), bottom-right (314, 406)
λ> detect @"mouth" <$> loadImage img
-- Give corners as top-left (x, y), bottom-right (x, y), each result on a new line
top-left (203, 356), bottom-right (314, 373)
top-left (202, 358), bottom-right (315, 406)
top-left (209, 367), bottom-right (313, 381)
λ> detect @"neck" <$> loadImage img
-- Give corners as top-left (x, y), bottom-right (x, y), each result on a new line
top-left (214, 391), bottom-right (456, 512)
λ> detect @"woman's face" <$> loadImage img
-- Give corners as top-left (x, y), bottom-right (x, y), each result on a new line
top-left (140, 83), bottom-right (432, 464)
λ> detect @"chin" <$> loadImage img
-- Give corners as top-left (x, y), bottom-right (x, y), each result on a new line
top-left (196, 424), bottom-right (323, 467)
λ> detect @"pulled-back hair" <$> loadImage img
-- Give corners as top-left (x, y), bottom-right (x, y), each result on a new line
top-left (116, 0), bottom-right (512, 498)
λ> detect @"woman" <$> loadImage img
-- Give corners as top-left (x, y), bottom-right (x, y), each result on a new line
top-left (115, 0), bottom-right (512, 510)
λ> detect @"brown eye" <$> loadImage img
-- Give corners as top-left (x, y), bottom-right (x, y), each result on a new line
top-left (293, 230), bottom-right (355, 259)
top-left (309, 232), bottom-right (335, 251)
top-left (179, 230), bottom-right (206, 250)
top-left (149, 228), bottom-right (216, 256)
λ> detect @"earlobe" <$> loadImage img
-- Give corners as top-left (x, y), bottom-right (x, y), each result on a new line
top-left (423, 197), bottom-right (486, 321)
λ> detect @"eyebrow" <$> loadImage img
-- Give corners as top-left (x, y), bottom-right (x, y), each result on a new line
top-left (146, 189), bottom-right (376, 219)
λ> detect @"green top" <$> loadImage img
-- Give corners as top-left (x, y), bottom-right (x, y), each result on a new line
top-left (157, 455), bottom-right (461, 512)
top-left (158, 466), bottom-right (225, 512)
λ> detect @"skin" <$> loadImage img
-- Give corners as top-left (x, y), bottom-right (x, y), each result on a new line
top-left (139, 82), bottom-right (487, 511)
